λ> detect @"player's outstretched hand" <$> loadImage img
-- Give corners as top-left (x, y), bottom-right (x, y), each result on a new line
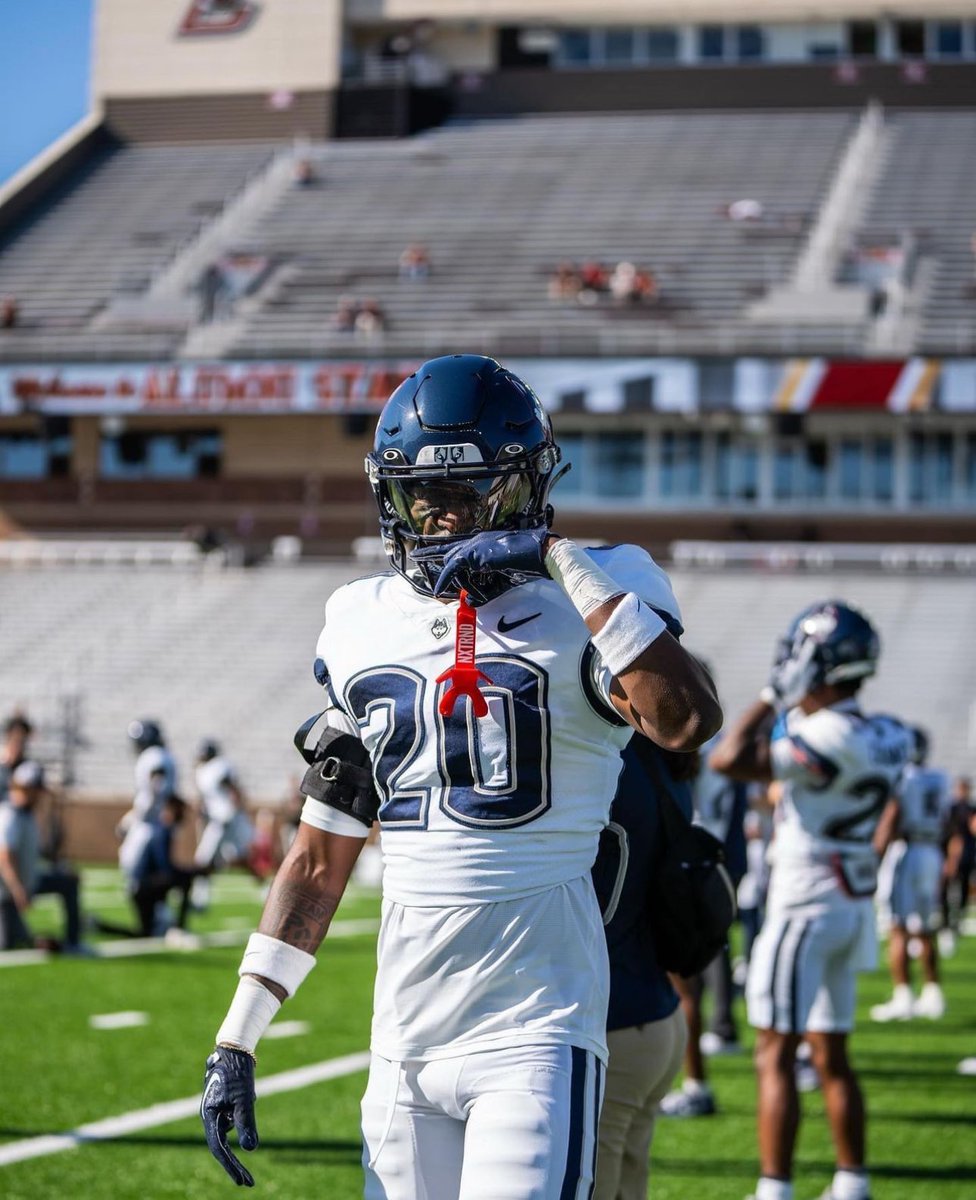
top-left (417, 528), bottom-right (551, 601)
top-left (201, 1046), bottom-right (259, 1187)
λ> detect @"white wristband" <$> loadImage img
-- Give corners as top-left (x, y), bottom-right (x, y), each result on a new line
top-left (758, 686), bottom-right (779, 709)
top-left (216, 975), bottom-right (281, 1055)
top-left (590, 591), bottom-right (667, 677)
top-left (239, 931), bottom-right (317, 998)
top-left (544, 538), bottom-right (623, 619)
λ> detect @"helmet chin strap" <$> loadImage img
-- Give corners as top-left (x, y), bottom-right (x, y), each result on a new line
top-left (436, 589), bottom-right (494, 719)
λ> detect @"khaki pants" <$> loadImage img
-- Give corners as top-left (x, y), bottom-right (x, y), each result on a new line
top-left (594, 1006), bottom-right (688, 1200)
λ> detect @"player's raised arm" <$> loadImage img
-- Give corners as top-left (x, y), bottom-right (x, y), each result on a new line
top-left (201, 717), bottom-right (375, 1188)
top-left (542, 537), bottom-right (722, 750)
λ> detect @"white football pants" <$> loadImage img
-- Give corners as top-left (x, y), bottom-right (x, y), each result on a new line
top-left (361, 1043), bottom-right (604, 1200)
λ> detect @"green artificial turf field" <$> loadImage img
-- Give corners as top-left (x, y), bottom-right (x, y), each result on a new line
top-left (1, 868), bottom-right (974, 1199)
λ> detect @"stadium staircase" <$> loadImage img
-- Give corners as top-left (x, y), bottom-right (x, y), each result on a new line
top-left (0, 143), bottom-right (278, 361)
top-left (0, 558), bottom-right (972, 800)
top-left (857, 111), bottom-right (976, 355)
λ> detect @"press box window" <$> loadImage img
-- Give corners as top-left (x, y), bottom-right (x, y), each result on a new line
top-left (647, 28), bottom-right (679, 61)
top-left (100, 430), bottom-right (222, 480)
top-left (0, 425), bottom-right (72, 479)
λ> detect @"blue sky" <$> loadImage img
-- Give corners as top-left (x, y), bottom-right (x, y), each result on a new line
top-left (0, 0), bottom-right (93, 186)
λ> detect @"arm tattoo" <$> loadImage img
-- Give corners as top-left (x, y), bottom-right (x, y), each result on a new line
top-left (259, 879), bottom-right (339, 954)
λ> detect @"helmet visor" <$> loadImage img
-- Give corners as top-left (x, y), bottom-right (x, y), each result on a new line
top-left (389, 473), bottom-right (534, 538)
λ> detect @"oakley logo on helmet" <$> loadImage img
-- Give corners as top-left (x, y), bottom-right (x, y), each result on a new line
top-left (418, 444), bottom-right (485, 467)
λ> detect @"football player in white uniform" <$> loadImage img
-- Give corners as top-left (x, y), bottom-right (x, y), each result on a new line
top-left (871, 726), bottom-right (950, 1022)
top-left (200, 354), bottom-right (721, 1196)
top-left (710, 600), bottom-right (909, 1200)
top-left (192, 740), bottom-right (255, 910)
top-left (118, 719), bottom-right (178, 882)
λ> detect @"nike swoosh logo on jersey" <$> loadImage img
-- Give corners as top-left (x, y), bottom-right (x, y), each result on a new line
top-left (497, 612), bottom-right (542, 634)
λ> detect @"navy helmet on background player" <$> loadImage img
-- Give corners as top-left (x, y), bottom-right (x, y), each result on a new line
top-left (909, 725), bottom-right (930, 765)
top-left (127, 718), bottom-right (164, 753)
top-left (197, 738), bottom-right (220, 763)
top-left (365, 354), bottom-right (562, 600)
top-left (769, 599), bottom-right (880, 710)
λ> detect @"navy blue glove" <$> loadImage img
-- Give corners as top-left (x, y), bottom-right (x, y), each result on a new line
top-left (415, 528), bottom-right (551, 604)
top-left (201, 1046), bottom-right (258, 1188)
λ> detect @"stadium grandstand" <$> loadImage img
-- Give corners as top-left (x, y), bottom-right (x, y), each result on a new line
top-left (0, 0), bottom-right (975, 811)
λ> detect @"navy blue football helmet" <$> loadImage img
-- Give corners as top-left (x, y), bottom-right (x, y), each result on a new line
top-left (366, 355), bottom-right (561, 598)
top-left (197, 738), bottom-right (220, 763)
top-left (127, 718), bottom-right (164, 752)
top-left (910, 725), bottom-right (930, 765)
top-left (770, 600), bottom-right (880, 708)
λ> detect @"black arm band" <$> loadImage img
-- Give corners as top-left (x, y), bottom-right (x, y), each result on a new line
top-left (297, 722), bottom-right (380, 828)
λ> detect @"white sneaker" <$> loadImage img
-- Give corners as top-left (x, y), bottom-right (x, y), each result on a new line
top-left (164, 927), bottom-right (201, 950)
top-left (913, 983), bottom-right (946, 1019)
top-left (870, 988), bottom-right (914, 1022)
top-left (659, 1084), bottom-right (717, 1117)
top-left (937, 928), bottom-right (957, 958)
top-left (957, 1057), bottom-right (976, 1076)
top-left (700, 1031), bottom-right (742, 1056)
top-left (795, 1061), bottom-right (820, 1093)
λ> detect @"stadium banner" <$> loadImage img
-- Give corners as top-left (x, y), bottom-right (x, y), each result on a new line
top-left (0, 357), bottom-right (972, 416)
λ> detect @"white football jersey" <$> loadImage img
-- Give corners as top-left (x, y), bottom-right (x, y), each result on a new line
top-left (768, 700), bottom-right (909, 907)
top-left (896, 764), bottom-right (951, 843)
top-left (133, 745), bottom-right (177, 819)
top-left (196, 755), bottom-right (240, 825)
top-left (303, 544), bottom-right (681, 1063)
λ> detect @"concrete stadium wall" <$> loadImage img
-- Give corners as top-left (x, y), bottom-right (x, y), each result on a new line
top-left (94, 0), bottom-right (343, 98)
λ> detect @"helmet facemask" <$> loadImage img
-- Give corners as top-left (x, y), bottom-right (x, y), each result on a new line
top-left (368, 446), bottom-right (558, 600)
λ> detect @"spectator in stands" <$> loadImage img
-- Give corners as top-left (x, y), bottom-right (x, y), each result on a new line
top-left (548, 262), bottom-right (581, 302)
top-left (0, 713), bottom-right (33, 803)
top-left (96, 794), bottom-right (207, 940)
top-left (399, 243), bottom-right (431, 280)
top-left (0, 296), bottom-right (18, 329)
top-left (578, 260), bottom-right (609, 305)
top-left (609, 261), bottom-right (658, 307)
top-left (355, 298), bottom-right (387, 334)
top-left (332, 297), bottom-right (359, 333)
top-left (724, 198), bottom-right (765, 223)
top-left (293, 157), bottom-right (317, 187)
top-left (633, 267), bottom-right (658, 305)
top-left (0, 762), bottom-right (85, 952)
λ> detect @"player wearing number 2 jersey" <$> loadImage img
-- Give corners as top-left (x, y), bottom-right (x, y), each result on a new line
top-left (200, 355), bottom-right (721, 1197)
top-left (872, 726), bottom-right (951, 1023)
top-left (710, 600), bottom-right (910, 1200)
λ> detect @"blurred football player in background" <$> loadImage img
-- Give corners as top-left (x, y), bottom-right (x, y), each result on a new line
top-left (941, 774), bottom-right (975, 953)
top-left (97, 793), bottom-right (208, 941)
top-left (711, 600), bottom-right (909, 1200)
top-left (0, 761), bottom-right (85, 952)
top-left (0, 712), bottom-right (33, 804)
top-left (201, 354), bottom-right (721, 1195)
top-left (117, 719), bottom-right (178, 877)
top-left (191, 738), bottom-right (255, 909)
top-left (871, 725), bottom-right (950, 1022)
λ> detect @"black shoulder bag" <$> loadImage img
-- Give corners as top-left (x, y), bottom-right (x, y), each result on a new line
top-left (632, 738), bottom-right (738, 978)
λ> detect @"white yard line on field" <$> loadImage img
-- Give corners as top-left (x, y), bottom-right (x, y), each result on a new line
top-left (0, 1050), bottom-right (371, 1168)
top-left (0, 917), bottom-right (380, 968)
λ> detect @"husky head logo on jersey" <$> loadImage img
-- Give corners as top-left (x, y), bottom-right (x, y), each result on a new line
top-left (770, 600), bottom-right (880, 710)
top-left (365, 355), bottom-right (562, 599)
